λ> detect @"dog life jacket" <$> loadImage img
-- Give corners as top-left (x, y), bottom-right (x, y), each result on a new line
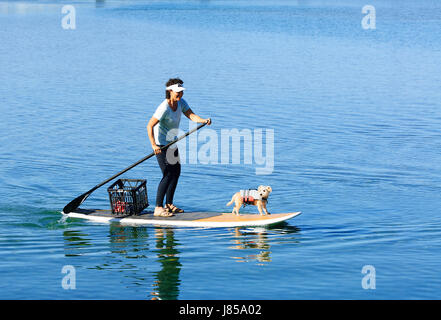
top-left (240, 189), bottom-right (263, 205)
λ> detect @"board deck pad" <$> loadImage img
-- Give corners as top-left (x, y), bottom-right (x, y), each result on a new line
top-left (65, 208), bottom-right (301, 228)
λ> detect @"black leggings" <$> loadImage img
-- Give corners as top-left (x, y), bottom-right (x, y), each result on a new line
top-left (155, 146), bottom-right (181, 207)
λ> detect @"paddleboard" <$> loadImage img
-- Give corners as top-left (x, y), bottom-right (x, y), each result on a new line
top-left (63, 208), bottom-right (301, 228)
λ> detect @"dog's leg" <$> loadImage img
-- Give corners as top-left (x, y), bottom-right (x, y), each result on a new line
top-left (234, 203), bottom-right (241, 215)
top-left (262, 200), bottom-right (270, 215)
top-left (256, 202), bottom-right (264, 216)
top-left (228, 194), bottom-right (239, 215)
top-left (233, 199), bottom-right (242, 216)
top-left (231, 200), bottom-right (237, 215)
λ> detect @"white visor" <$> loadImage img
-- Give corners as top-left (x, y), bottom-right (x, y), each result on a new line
top-left (166, 83), bottom-right (186, 92)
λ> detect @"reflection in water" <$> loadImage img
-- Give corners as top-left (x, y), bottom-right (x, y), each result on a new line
top-left (62, 221), bottom-right (300, 299)
top-left (231, 227), bottom-right (271, 263)
top-left (107, 224), bottom-right (183, 299)
top-left (230, 223), bottom-right (301, 264)
top-left (151, 228), bottom-right (181, 300)
top-left (62, 224), bottom-right (182, 300)
top-left (108, 224), bottom-right (149, 259)
top-left (267, 222), bottom-right (301, 234)
top-left (62, 230), bottom-right (92, 257)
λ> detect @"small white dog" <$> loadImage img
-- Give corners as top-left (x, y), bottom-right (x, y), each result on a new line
top-left (226, 185), bottom-right (272, 216)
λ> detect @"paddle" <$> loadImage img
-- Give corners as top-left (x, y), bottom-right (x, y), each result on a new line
top-left (62, 121), bottom-right (208, 214)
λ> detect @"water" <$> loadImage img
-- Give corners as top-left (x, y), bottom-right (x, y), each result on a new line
top-left (1, 0), bottom-right (441, 299)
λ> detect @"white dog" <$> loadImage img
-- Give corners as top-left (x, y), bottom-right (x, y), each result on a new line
top-left (226, 185), bottom-right (272, 216)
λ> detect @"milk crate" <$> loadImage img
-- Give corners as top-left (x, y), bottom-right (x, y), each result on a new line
top-left (107, 179), bottom-right (148, 215)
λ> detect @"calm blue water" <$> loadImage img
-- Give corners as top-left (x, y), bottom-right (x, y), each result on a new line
top-left (1, 0), bottom-right (441, 299)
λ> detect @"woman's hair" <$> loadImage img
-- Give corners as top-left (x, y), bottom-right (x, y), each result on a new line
top-left (165, 78), bottom-right (184, 99)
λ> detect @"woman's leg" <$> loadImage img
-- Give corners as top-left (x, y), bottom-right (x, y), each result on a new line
top-left (155, 146), bottom-right (171, 207)
top-left (156, 147), bottom-right (181, 207)
top-left (165, 148), bottom-right (181, 205)
top-left (165, 161), bottom-right (181, 205)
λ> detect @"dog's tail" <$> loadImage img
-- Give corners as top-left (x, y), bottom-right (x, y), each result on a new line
top-left (226, 195), bottom-right (235, 206)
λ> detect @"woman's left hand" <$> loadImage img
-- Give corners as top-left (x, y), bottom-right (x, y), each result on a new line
top-left (204, 118), bottom-right (212, 125)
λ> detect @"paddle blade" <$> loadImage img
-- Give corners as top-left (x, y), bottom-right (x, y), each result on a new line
top-left (62, 192), bottom-right (89, 214)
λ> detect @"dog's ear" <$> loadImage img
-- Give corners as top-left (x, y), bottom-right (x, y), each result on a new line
top-left (266, 186), bottom-right (272, 192)
top-left (258, 185), bottom-right (265, 191)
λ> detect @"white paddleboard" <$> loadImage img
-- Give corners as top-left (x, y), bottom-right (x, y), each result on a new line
top-left (63, 209), bottom-right (301, 228)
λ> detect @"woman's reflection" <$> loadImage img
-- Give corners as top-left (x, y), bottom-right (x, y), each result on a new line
top-left (151, 227), bottom-right (181, 300)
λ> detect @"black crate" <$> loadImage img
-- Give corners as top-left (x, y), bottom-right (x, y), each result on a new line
top-left (107, 179), bottom-right (149, 215)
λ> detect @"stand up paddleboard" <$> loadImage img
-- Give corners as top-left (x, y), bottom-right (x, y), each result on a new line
top-left (63, 209), bottom-right (301, 228)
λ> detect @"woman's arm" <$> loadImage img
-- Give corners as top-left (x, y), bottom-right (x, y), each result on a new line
top-left (147, 116), bottom-right (162, 154)
top-left (184, 108), bottom-right (211, 125)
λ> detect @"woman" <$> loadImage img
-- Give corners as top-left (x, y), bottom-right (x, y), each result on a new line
top-left (147, 78), bottom-right (211, 217)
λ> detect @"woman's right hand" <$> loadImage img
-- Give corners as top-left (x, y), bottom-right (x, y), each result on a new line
top-left (153, 144), bottom-right (162, 154)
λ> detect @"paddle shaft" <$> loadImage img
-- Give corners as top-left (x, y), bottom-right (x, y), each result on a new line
top-left (63, 122), bottom-right (207, 213)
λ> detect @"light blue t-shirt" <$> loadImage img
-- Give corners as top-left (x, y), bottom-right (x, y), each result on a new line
top-left (152, 98), bottom-right (190, 146)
